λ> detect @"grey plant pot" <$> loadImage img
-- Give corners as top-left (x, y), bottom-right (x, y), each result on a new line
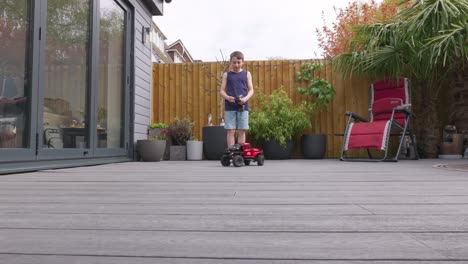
top-left (170, 145), bottom-right (186, 161)
top-left (187, 140), bottom-right (203, 160)
top-left (163, 140), bottom-right (171, 160)
top-left (263, 139), bottom-right (293, 160)
top-left (137, 140), bottom-right (166, 162)
top-left (301, 134), bottom-right (327, 159)
top-left (147, 128), bottom-right (171, 160)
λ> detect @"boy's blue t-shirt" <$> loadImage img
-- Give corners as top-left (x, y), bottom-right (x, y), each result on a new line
top-left (225, 70), bottom-right (249, 111)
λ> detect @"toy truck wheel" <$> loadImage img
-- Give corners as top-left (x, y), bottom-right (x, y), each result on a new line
top-left (256, 154), bottom-right (265, 166)
top-left (233, 155), bottom-right (244, 167)
top-left (220, 155), bottom-right (231, 166)
top-left (244, 160), bottom-right (251, 166)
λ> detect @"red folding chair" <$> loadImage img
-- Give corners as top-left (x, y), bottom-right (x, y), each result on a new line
top-left (340, 78), bottom-right (418, 161)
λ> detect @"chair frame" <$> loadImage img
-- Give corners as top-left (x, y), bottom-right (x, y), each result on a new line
top-left (340, 78), bottom-right (419, 162)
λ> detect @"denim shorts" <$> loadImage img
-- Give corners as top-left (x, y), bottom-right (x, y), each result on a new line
top-left (224, 111), bottom-right (249, 130)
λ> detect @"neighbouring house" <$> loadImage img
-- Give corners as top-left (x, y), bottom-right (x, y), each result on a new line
top-left (150, 21), bottom-right (173, 63)
top-left (149, 23), bottom-right (196, 64)
top-left (167, 39), bottom-right (195, 63)
top-left (0, 0), bottom-right (171, 174)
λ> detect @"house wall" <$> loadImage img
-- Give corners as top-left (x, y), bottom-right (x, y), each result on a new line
top-left (130, 0), bottom-right (154, 148)
top-left (168, 43), bottom-right (193, 63)
top-left (183, 53), bottom-right (192, 63)
top-left (173, 44), bottom-right (183, 56)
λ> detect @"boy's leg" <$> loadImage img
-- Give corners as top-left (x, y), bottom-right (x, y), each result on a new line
top-left (237, 130), bottom-right (246, 144)
top-left (224, 111), bottom-right (237, 147)
top-left (236, 111), bottom-right (249, 144)
top-left (227, 130), bottom-right (236, 147)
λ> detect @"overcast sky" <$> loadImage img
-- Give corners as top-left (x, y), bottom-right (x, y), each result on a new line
top-left (153, 0), bottom-right (367, 62)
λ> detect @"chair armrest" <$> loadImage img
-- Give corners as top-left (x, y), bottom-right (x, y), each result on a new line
top-left (393, 105), bottom-right (416, 118)
top-left (345, 111), bottom-right (368, 122)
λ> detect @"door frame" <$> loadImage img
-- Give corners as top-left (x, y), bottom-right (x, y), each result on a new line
top-left (0, 0), bottom-right (39, 162)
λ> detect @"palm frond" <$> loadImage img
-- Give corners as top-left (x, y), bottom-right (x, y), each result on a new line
top-left (424, 22), bottom-right (467, 66)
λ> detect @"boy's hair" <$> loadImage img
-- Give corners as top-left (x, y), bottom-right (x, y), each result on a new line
top-left (230, 51), bottom-right (244, 61)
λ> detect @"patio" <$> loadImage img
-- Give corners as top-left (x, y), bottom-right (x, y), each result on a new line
top-left (1, 159), bottom-right (468, 263)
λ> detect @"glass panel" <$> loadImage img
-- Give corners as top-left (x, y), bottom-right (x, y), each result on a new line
top-left (43, 0), bottom-right (90, 149)
top-left (0, 0), bottom-right (30, 148)
top-left (98, 0), bottom-right (125, 148)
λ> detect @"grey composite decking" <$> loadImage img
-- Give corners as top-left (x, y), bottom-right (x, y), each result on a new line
top-left (0, 159), bottom-right (468, 263)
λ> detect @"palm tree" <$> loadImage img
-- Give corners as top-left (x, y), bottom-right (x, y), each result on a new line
top-left (333, 0), bottom-right (467, 158)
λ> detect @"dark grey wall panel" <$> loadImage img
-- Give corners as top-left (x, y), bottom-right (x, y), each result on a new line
top-left (135, 87), bottom-right (151, 101)
top-left (134, 112), bottom-right (151, 126)
top-left (136, 53), bottom-right (152, 69)
top-left (134, 123), bottom-right (148, 135)
top-left (135, 65), bottom-right (152, 84)
top-left (131, 0), bottom-right (153, 141)
top-left (135, 94), bottom-right (151, 109)
top-left (135, 75), bottom-right (150, 91)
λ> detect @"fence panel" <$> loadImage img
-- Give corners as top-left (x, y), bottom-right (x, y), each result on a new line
top-left (151, 60), bottom-right (370, 158)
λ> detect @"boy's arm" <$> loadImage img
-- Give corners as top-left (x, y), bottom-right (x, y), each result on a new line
top-left (219, 72), bottom-right (235, 103)
top-left (241, 71), bottom-right (254, 104)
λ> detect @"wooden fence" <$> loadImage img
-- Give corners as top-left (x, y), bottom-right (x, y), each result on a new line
top-left (151, 60), bottom-right (370, 158)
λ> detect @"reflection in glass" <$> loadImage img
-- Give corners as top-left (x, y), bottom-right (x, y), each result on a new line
top-left (43, 0), bottom-right (90, 149)
top-left (98, 0), bottom-right (125, 148)
top-left (0, 0), bottom-right (30, 148)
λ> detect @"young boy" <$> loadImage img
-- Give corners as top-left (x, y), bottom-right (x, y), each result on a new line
top-left (219, 51), bottom-right (254, 147)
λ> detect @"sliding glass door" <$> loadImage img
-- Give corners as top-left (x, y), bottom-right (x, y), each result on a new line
top-left (0, 0), bottom-right (131, 163)
top-left (0, 0), bottom-right (132, 165)
top-left (95, 0), bottom-right (130, 156)
top-left (36, 0), bottom-right (130, 159)
top-left (0, 0), bottom-right (36, 162)
top-left (37, 0), bottom-right (92, 159)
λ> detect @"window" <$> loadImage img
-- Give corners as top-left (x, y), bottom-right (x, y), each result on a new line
top-left (0, 0), bottom-right (31, 149)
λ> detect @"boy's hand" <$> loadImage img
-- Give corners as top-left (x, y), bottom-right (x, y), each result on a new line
top-left (239, 97), bottom-right (247, 104)
top-left (227, 96), bottom-right (235, 103)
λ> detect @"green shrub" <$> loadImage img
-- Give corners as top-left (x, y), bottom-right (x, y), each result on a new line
top-left (249, 87), bottom-right (311, 146)
top-left (149, 123), bottom-right (167, 129)
top-left (296, 62), bottom-right (335, 114)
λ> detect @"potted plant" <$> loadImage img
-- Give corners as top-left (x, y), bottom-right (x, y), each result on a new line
top-left (186, 136), bottom-right (203, 160)
top-left (167, 118), bottom-right (193, 160)
top-left (147, 122), bottom-right (171, 160)
top-left (148, 122), bottom-right (167, 137)
top-left (296, 62), bottom-right (335, 159)
top-left (249, 87), bottom-right (311, 159)
top-left (137, 129), bottom-right (168, 162)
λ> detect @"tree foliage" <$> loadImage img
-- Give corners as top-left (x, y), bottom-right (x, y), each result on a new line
top-left (333, 0), bottom-right (467, 82)
top-left (316, 0), bottom-right (412, 59)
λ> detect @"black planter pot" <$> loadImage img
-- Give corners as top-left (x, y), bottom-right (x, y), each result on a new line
top-left (263, 139), bottom-right (293, 160)
top-left (301, 134), bottom-right (327, 159)
top-left (202, 126), bottom-right (227, 160)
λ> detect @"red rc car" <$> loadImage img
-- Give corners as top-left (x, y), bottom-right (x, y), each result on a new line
top-left (221, 143), bottom-right (265, 167)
